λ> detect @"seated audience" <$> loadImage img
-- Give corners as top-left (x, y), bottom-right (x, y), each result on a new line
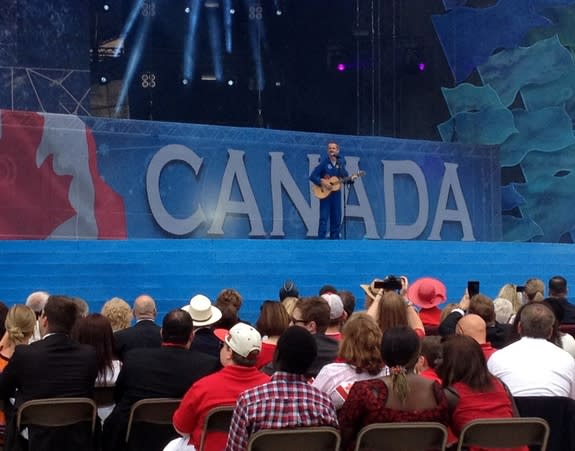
top-left (407, 277), bottom-right (446, 327)
top-left (338, 290), bottom-right (356, 323)
top-left (2, 295), bottom-right (98, 451)
top-left (114, 294), bottom-right (161, 360)
top-left (214, 288), bottom-right (243, 329)
top-left (488, 302), bottom-right (575, 398)
top-left (524, 277), bottom-right (545, 303)
top-left (103, 309), bottom-right (220, 451)
top-left (438, 335), bottom-right (526, 451)
top-left (439, 292), bottom-right (512, 349)
top-left (338, 326), bottom-right (449, 451)
top-left (0, 305), bottom-right (36, 442)
top-left (416, 336), bottom-right (442, 383)
top-left (184, 294), bottom-right (222, 358)
top-left (313, 313), bottom-right (387, 409)
top-left (72, 296), bottom-right (90, 318)
top-left (73, 313), bottom-right (121, 421)
top-left (497, 283), bottom-right (523, 317)
top-left (283, 296), bottom-right (338, 377)
top-left (101, 297), bottom-right (133, 332)
top-left (322, 292), bottom-right (346, 340)
top-left (278, 280), bottom-right (299, 302)
top-left (25, 290), bottom-right (49, 342)
top-left (369, 290), bottom-right (425, 338)
top-left (74, 313), bottom-right (120, 386)
top-left (166, 323), bottom-right (270, 451)
top-left (225, 327), bottom-right (338, 451)
top-left (440, 303), bottom-right (458, 322)
top-left (545, 276), bottom-right (575, 324)
top-left (455, 313), bottom-right (496, 361)
top-left (254, 300), bottom-right (289, 369)
top-left (278, 280), bottom-right (299, 316)
top-left (493, 297), bottom-right (514, 324)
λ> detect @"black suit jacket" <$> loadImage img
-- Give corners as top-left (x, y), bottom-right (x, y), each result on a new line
top-left (114, 320), bottom-right (161, 361)
top-left (1, 333), bottom-right (99, 451)
top-left (102, 345), bottom-right (220, 451)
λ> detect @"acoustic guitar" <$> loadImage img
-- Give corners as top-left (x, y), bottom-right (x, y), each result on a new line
top-left (312, 171), bottom-right (366, 199)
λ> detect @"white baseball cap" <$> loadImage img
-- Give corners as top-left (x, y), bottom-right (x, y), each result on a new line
top-left (214, 323), bottom-right (262, 358)
top-left (321, 293), bottom-right (344, 320)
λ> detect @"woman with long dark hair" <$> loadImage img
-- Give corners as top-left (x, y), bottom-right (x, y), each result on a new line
top-left (338, 326), bottom-right (449, 451)
top-left (73, 313), bottom-right (119, 386)
top-left (438, 334), bottom-right (526, 451)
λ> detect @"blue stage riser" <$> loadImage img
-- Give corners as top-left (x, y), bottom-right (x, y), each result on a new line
top-left (0, 240), bottom-right (573, 324)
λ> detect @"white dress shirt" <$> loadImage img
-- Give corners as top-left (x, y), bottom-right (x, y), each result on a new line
top-left (488, 336), bottom-right (575, 398)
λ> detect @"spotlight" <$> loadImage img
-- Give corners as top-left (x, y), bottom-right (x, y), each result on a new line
top-left (103, 4), bottom-right (110, 11)
top-left (337, 63), bottom-right (346, 72)
top-left (227, 79), bottom-right (235, 86)
top-left (229, 8), bottom-right (235, 14)
top-left (99, 76), bottom-right (108, 84)
top-left (418, 62), bottom-right (426, 71)
top-left (182, 78), bottom-right (189, 85)
top-left (184, 6), bottom-right (190, 13)
top-left (276, 9), bottom-right (282, 16)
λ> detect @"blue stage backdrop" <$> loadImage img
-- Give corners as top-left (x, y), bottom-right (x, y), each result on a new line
top-left (0, 110), bottom-right (500, 241)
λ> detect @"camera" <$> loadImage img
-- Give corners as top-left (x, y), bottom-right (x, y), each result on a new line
top-left (374, 275), bottom-right (403, 291)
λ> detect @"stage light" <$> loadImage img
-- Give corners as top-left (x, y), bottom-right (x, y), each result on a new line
top-left (185, 6), bottom-right (190, 13)
top-left (276, 10), bottom-right (282, 15)
top-left (99, 76), bottom-right (108, 84)
top-left (183, 0), bottom-right (203, 81)
top-left (418, 62), bottom-right (426, 71)
top-left (182, 78), bottom-right (189, 85)
top-left (337, 63), bottom-right (346, 72)
top-left (274, 81), bottom-right (281, 87)
top-left (227, 79), bottom-right (234, 86)
top-left (230, 8), bottom-right (235, 14)
top-left (103, 4), bottom-right (110, 11)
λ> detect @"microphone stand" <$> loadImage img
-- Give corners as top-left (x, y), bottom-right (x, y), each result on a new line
top-left (336, 158), bottom-right (348, 240)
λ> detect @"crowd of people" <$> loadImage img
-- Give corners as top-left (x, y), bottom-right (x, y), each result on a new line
top-left (0, 274), bottom-right (573, 450)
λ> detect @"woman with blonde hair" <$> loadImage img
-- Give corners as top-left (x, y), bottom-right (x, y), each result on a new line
top-left (497, 283), bottom-right (523, 314)
top-left (525, 278), bottom-right (545, 303)
top-left (0, 305), bottom-right (36, 361)
top-left (0, 305), bottom-right (36, 440)
top-left (313, 313), bottom-right (387, 409)
top-left (338, 326), bottom-right (449, 451)
top-left (101, 297), bottom-right (133, 332)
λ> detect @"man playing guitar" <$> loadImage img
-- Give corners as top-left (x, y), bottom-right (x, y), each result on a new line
top-left (309, 142), bottom-right (349, 239)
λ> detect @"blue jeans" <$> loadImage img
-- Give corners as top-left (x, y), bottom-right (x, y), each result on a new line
top-left (318, 190), bottom-right (342, 239)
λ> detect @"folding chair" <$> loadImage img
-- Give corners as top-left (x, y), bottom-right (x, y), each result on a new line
top-left (247, 426), bottom-right (341, 451)
top-left (16, 397), bottom-right (97, 433)
top-left (455, 417), bottom-right (550, 451)
top-left (198, 405), bottom-right (235, 451)
top-left (514, 396), bottom-right (575, 451)
top-left (124, 398), bottom-right (181, 443)
top-left (354, 422), bottom-right (448, 451)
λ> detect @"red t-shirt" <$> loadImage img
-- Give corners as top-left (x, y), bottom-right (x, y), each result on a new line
top-left (173, 365), bottom-right (270, 451)
top-left (480, 342), bottom-right (497, 361)
top-left (255, 341), bottom-right (276, 369)
top-left (418, 307), bottom-right (442, 327)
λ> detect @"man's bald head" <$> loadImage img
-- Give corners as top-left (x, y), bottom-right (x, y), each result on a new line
top-left (456, 314), bottom-right (487, 345)
top-left (133, 294), bottom-right (157, 320)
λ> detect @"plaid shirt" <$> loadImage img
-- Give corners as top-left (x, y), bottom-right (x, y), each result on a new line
top-left (225, 371), bottom-right (339, 451)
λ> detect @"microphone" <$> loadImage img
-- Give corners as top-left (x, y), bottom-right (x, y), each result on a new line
top-left (335, 155), bottom-right (341, 160)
